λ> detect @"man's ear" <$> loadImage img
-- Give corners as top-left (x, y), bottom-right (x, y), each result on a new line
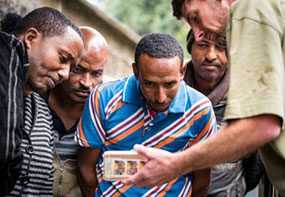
top-left (132, 62), bottom-right (139, 79)
top-left (23, 27), bottom-right (42, 50)
top-left (180, 62), bottom-right (187, 80)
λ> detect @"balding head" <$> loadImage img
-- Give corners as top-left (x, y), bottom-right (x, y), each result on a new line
top-left (57, 26), bottom-right (108, 103)
top-left (80, 26), bottom-right (108, 51)
top-left (79, 26), bottom-right (108, 73)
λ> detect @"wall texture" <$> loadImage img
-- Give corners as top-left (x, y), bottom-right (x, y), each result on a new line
top-left (0, 0), bottom-right (140, 81)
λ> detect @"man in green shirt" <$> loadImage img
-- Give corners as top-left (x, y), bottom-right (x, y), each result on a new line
top-left (124, 0), bottom-right (285, 195)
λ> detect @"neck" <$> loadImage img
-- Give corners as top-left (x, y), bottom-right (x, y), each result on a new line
top-left (24, 83), bottom-right (33, 96)
top-left (193, 74), bottom-right (218, 96)
top-left (49, 88), bottom-right (84, 130)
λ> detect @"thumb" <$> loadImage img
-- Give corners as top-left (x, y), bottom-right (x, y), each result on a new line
top-left (133, 144), bottom-right (156, 161)
top-left (134, 144), bottom-right (171, 160)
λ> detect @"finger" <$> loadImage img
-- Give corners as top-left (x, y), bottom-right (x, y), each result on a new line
top-left (120, 176), bottom-right (133, 185)
top-left (122, 172), bottom-right (143, 186)
top-left (121, 177), bottom-right (133, 185)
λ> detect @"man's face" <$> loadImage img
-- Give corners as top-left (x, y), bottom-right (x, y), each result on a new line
top-left (26, 26), bottom-right (83, 94)
top-left (191, 37), bottom-right (227, 83)
top-left (60, 46), bottom-right (107, 103)
top-left (182, 0), bottom-right (230, 41)
top-left (133, 53), bottom-right (184, 112)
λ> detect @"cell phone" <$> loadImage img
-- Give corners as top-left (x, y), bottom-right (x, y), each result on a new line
top-left (103, 150), bottom-right (146, 181)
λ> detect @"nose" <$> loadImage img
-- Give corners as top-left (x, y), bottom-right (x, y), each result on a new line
top-left (155, 87), bottom-right (167, 104)
top-left (79, 73), bottom-right (92, 88)
top-left (206, 46), bottom-right (218, 62)
top-left (58, 65), bottom-right (70, 82)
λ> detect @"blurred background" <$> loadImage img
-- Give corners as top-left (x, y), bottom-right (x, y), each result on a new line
top-left (0, 0), bottom-right (189, 81)
top-left (88, 0), bottom-right (189, 57)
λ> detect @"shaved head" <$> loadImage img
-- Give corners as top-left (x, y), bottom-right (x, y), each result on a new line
top-left (53, 26), bottom-right (108, 104)
top-left (80, 26), bottom-right (108, 55)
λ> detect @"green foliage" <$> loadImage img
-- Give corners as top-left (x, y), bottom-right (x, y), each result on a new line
top-left (101, 0), bottom-right (190, 58)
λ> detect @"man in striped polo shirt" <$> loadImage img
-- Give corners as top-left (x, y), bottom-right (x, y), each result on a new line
top-left (76, 33), bottom-right (217, 196)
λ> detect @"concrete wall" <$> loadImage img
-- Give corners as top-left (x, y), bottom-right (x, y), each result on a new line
top-left (0, 0), bottom-right (139, 81)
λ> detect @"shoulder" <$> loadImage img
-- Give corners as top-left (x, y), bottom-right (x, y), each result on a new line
top-left (185, 83), bottom-right (211, 104)
top-left (0, 31), bottom-right (12, 41)
top-left (0, 31), bottom-right (20, 48)
top-left (0, 32), bottom-right (13, 59)
top-left (89, 77), bottom-right (129, 107)
top-left (25, 92), bottom-right (52, 117)
top-left (0, 31), bottom-right (26, 68)
top-left (99, 78), bottom-right (127, 94)
top-left (95, 77), bottom-right (126, 96)
top-left (231, 0), bottom-right (284, 32)
top-left (182, 83), bottom-right (213, 115)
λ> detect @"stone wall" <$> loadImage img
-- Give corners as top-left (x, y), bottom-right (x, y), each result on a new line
top-left (0, 0), bottom-right (138, 81)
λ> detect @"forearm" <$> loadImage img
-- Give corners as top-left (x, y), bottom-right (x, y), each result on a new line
top-left (78, 148), bottom-right (100, 196)
top-left (191, 169), bottom-right (210, 197)
top-left (176, 115), bottom-right (281, 175)
top-left (78, 167), bottom-right (97, 197)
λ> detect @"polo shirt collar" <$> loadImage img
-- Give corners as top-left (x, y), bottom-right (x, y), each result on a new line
top-left (168, 80), bottom-right (187, 114)
top-left (122, 75), bottom-right (187, 114)
top-left (122, 75), bottom-right (144, 106)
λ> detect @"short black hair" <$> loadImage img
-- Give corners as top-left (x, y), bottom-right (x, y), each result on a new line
top-left (172, 0), bottom-right (186, 19)
top-left (135, 33), bottom-right (184, 68)
top-left (186, 29), bottom-right (195, 54)
top-left (186, 30), bottom-right (227, 55)
top-left (1, 7), bottom-right (82, 38)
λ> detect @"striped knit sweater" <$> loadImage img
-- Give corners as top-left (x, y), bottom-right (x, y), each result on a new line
top-left (8, 92), bottom-right (54, 196)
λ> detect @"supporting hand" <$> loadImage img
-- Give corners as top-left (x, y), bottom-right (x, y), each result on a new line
top-left (123, 144), bottom-right (181, 187)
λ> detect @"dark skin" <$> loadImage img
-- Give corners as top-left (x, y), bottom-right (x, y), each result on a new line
top-left (78, 148), bottom-right (100, 197)
top-left (20, 26), bottom-right (83, 95)
top-left (48, 27), bottom-right (107, 129)
top-left (80, 52), bottom-right (210, 196)
top-left (191, 37), bottom-right (227, 95)
top-left (189, 36), bottom-right (227, 197)
top-left (48, 26), bottom-right (107, 197)
top-left (132, 53), bottom-right (184, 112)
top-left (133, 53), bottom-right (210, 197)
top-left (123, 39), bottom-right (226, 196)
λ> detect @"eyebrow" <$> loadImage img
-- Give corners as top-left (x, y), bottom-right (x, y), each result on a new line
top-left (76, 64), bottom-right (86, 70)
top-left (61, 50), bottom-right (76, 64)
top-left (66, 52), bottom-right (75, 62)
top-left (166, 80), bottom-right (178, 84)
top-left (93, 69), bottom-right (104, 72)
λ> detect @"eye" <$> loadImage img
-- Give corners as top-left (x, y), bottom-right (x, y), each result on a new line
top-left (59, 55), bottom-right (68, 64)
top-left (216, 41), bottom-right (227, 51)
top-left (215, 44), bottom-right (226, 52)
top-left (143, 80), bottom-right (154, 88)
top-left (197, 41), bottom-right (208, 48)
top-left (164, 82), bottom-right (176, 89)
top-left (71, 64), bottom-right (84, 74)
top-left (91, 70), bottom-right (103, 78)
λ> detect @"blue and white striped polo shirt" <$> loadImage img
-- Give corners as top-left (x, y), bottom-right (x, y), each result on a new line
top-left (76, 75), bottom-right (217, 196)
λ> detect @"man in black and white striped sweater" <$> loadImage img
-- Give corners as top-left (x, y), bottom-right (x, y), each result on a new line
top-left (0, 7), bottom-right (83, 196)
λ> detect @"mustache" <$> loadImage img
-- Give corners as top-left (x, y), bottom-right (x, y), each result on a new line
top-left (74, 85), bottom-right (91, 93)
top-left (201, 61), bottom-right (222, 68)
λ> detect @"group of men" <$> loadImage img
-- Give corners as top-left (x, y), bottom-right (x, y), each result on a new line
top-left (124, 0), bottom-right (285, 197)
top-left (0, 0), bottom-right (285, 196)
top-left (0, 8), bottom-right (108, 196)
